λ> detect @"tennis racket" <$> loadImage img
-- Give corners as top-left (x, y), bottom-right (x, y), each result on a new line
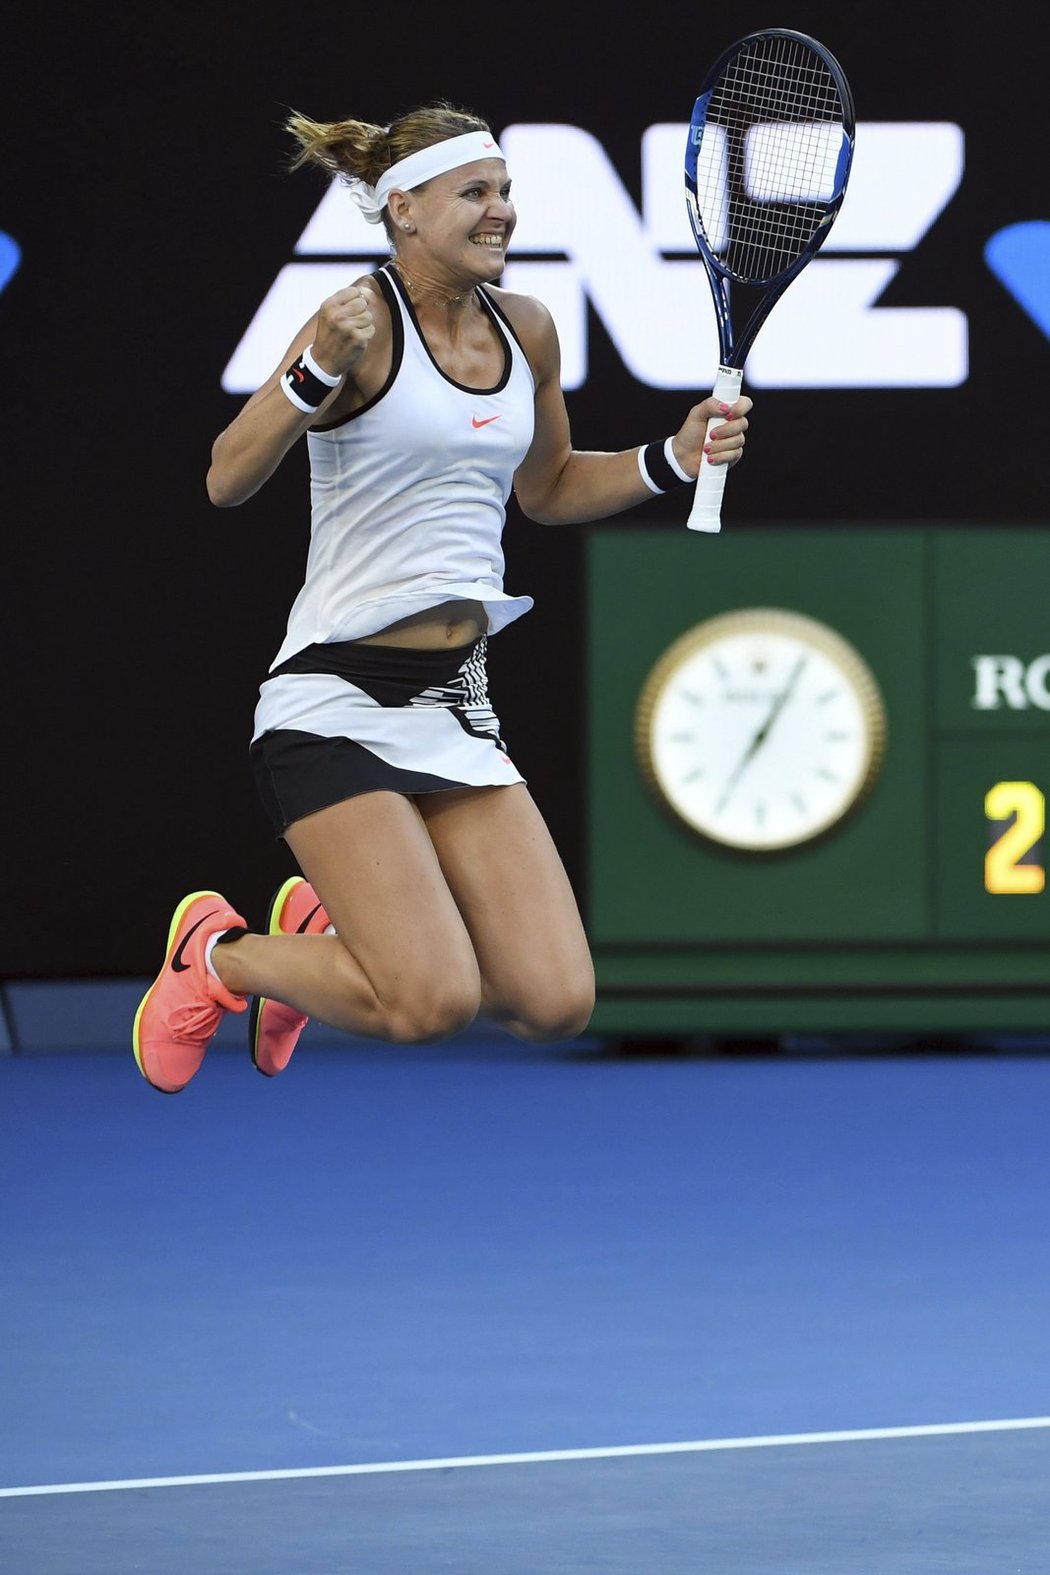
top-left (685, 28), bottom-right (855, 532)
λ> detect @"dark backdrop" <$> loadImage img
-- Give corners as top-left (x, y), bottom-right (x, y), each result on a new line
top-left (4, 0), bottom-right (1047, 977)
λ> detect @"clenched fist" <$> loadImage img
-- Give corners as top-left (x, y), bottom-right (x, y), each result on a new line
top-left (311, 283), bottom-right (378, 376)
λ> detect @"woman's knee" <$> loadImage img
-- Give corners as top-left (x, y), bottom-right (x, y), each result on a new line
top-left (299, 938), bottom-right (479, 1043)
top-left (382, 972), bottom-right (482, 1044)
top-left (321, 982), bottom-right (480, 1043)
top-left (498, 978), bottom-right (596, 1043)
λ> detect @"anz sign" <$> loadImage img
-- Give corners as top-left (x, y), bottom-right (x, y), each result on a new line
top-left (223, 121), bottom-right (967, 395)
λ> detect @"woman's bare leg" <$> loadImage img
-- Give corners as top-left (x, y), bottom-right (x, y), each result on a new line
top-left (213, 791), bottom-right (482, 1043)
top-left (418, 784), bottom-right (595, 1041)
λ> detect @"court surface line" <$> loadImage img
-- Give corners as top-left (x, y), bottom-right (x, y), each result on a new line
top-left (4, 1416), bottom-right (1050, 1499)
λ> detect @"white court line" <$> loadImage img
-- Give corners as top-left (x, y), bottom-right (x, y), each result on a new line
top-left (3, 1416), bottom-right (1050, 1499)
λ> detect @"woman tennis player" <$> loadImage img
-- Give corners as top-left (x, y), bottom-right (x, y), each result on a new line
top-left (133, 101), bottom-right (751, 1093)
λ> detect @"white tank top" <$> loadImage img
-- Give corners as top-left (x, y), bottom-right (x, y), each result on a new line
top-left (268, 265), bottom-right (536, 671)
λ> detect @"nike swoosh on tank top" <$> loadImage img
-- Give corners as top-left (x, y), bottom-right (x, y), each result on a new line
top-left (268, 264), bottom-right (536, 674)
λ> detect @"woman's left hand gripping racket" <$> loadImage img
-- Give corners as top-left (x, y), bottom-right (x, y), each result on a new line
top-left (685, 28), bottom-right (856, 532)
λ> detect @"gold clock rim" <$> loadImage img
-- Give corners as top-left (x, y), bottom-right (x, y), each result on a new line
top-left (634, 607), bottom-right (889, 852)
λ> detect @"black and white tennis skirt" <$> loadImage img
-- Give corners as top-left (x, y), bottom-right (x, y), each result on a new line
top-left (249, 635), bottom-right (524, 836)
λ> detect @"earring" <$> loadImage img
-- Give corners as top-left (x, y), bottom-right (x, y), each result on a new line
top-left (402, 222), bottom-right (414, 232)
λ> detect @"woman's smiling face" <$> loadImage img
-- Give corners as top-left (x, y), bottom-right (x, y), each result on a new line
top-left (394, 158), bottom-right (515, 283)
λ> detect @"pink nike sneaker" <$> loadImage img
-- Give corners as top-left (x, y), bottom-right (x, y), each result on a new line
top-left (249, 877), bottom-right (331, 1077)
top-left (133, 891), bottom-right (248, 1094)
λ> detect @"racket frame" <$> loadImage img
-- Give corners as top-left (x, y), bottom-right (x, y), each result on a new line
top-left (684, 27), bottom-right (856, 532)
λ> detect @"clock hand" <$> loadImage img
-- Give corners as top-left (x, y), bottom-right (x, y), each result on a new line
top-left (714, 655), bottom-right (809, 813)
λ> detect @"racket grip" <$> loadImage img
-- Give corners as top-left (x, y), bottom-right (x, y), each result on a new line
top-left (686, 366), bottom-right (744, 534)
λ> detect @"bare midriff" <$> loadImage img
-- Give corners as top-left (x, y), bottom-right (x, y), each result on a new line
top-left (352, 599), bottom-right (489, 651)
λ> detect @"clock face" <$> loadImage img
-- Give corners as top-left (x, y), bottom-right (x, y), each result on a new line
top-left (635, 608), bottom-right (887, 851)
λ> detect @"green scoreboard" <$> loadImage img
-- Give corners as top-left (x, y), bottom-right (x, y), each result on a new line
top-left (586, 527), bottom-right (1050, 1036)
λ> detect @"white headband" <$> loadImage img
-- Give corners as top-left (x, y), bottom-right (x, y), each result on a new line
top-left (346, 131), bottom-right (506, 225)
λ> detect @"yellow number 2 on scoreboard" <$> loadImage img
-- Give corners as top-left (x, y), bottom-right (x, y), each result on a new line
top-left (984, 781), bottom-right (1046, 895)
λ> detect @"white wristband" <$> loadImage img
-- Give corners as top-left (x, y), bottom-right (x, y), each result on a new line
top-left (279, 379), bottom-right (318, 414)
top-left (662, 435), bottom-right (692, 483)
top-left (302, 344), bottom-right (341, 387)
top-left (637, 445), bottom-right (662, 494)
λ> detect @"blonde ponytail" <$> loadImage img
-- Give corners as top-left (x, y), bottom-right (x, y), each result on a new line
top-left (283, 102), bottom-right (491, 188)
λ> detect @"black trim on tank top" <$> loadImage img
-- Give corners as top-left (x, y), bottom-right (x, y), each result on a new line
top-left (477, 286), bottom-right (530, 360)
top-left (385, 264), bottom-right (512, 396)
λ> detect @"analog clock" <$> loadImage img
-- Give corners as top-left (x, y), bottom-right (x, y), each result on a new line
top-left (635, 608), bottom-right (887, 851)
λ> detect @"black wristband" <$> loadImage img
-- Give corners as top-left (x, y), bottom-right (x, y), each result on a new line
top-left (638, 438), bottom-right (691, 494)
top-left (280, 356), bottom-right (333, 413)
top-left (280, 347), bottom-right (340, 414)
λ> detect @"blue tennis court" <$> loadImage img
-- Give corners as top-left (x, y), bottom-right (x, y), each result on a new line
top-left (2, 1034), bottom-right (1050, 1571)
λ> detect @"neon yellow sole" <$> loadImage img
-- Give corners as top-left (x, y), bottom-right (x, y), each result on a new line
top-left (249, 876), bottom-right (306, 1069)
top-left (132, 890), bottom-right (225, 1082)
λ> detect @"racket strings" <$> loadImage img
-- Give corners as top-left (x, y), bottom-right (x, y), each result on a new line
top-left (694, 34), bottom-right (847, 283)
